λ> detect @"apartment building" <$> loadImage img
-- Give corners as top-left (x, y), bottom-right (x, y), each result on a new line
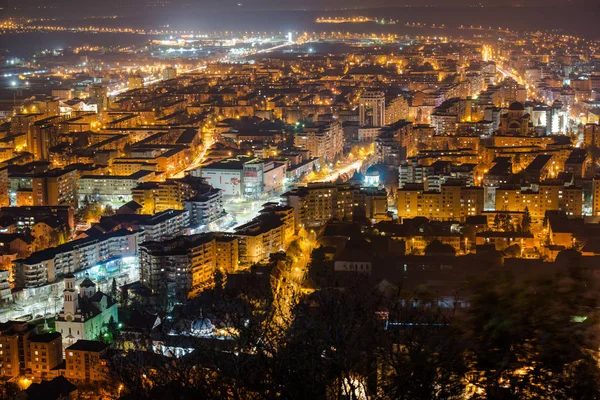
top-left (140, 234), bottom-right (217, 299)
top-left (32, 169), bottom-right (79, 209)
top-left (397, 182), bottom-right (484, 222)
top-left (65, 340), bottom-right (109, 384)
top-left (0, 321), bottom-right (37, 377)
top-left (79, 170), bottom-right (155, 204)
top-left (27, 332), bottom-right (62, 379)
top-left (132, 177), bottom-right (208, 215)
top-left (282, 183), bottom-right (388, 228)
top-left (234, 215), bottom-right (285, 266)
top-left (496, 183), bottom-right (583, 220)
top-left (294, 121), bottom-right (344, 163)
top-left (16, 229), bottom-right (142, 288)
top-left (183, 188), bottom-right (224, 227)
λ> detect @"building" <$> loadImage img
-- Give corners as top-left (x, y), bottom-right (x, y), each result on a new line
top-left (79, 171), bottom-right (155, 205)
top-left (137, 209), bottom-right (189, 242)
top-left (55, 275), bottom-right (118, 347)
top-left (140, 234), bottom-right (217, 299)
top-left (592, 178), bottom-right (600, 217)
top-left (234, 214), bottom-right (285, 266)
top-left (499, 102), bottom-right (533, 136)
top-left (0, 168), bottom-right (9, 208)
top-left (584, 124), bottom-right (600, 148)
top-left (32, 169), bottom-right (79, 209)
top-left (88, 84), bottom-right (108, 113)
top-left (496, 183), bottom-right (582, 220)
top-left (127, 75), bottom-right (144, 89)
top-left (162, 67), bottom-right (177, 80)
top-left (184, 188), bottom-right (224, 227)
top-left (396, 182), bottom-right (484, 222)
top-left (16, 229), bottom-right (142, 288)
top-left (27, 117), bottom-right (61, 161)
top-left (214, 234), bottom-right (239, 274)
top-left (282, 183), bottom-right (388, 228)
top-left (196, 156), bottom-right (286, 198)
top-left (0, 206), bottom-right (74, 232)
top-left (0, 270), bottom-right (11, 302)
top-left (359, 91), bottom-right (385, 127)
top-left (65, 340), bottom-right (109, 384)
top-left (430, 113), bottom-right (458, 136)
top-left (132, 177), bottom-right (211, 215)
top-left (27, 332), bottom-right (62, 379)
top-left (384, 95), bottom-right (410, 125)
top-left (294, 121), bottom-right (344, 163)
top-left (88, 209), bottom-right (189, 241)
top-left (0, 321), bottom-right (37, 377)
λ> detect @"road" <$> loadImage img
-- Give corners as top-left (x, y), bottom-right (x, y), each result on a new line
top-left (222, 187), bottom-right (290, 232)
top-left (171, 129), bottom-right (213, 179)
top-left (318, 160), bottom-right (363, 182)
top-left (108, 65), bottom-right (208, 96)
top-left (266, 234), bottom-right (314, 340)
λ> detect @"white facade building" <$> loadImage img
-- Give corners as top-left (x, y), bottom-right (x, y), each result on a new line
top-left (16, 229), bottom-right (142, 288)
top-left (184, 188), bottom-right (224, 227)
top-left (56, 275), bottom-right (118, 347)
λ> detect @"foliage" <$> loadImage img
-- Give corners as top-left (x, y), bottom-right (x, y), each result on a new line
top-left (106, 259), bottom-right (600, 400)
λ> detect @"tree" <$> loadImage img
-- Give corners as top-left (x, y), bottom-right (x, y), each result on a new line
top-left (463, 266), bottom-right (600, 399)
top-left (213, 269), bottom-right (225, 298)
top-left (0, 381), bottom-right (20, 399)
top-left (104, 245), bottom-right (600, 400)
top-left (494, 213), bottom-right (515, 232)
top-left (104, 204), bottom-right (116, 216)
top-left (110, 277), bottom-right (118, 301)
top-left (378, 296), bottom-right (467, 400)
top-left (99, 316), bottom-right (121, 346)
top-left (521, 207), bottom-right (532, 233)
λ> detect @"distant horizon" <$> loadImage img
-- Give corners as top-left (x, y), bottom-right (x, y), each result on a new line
top-left (4, 0), bottom-right (600, 11)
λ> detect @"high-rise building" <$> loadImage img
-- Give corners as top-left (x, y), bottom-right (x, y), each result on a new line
top-left (32, 169), bottom-right (79, 208)
top-left (496, 183), bottom-right (582, 220)
top-left (140, 234), bottom-right (217, 299)
top-left (359, 91), bottom-right (385, 127)
top-left (583, 124), bottom-right (600, 147)
top-left (28, 332), bottom-right (63, 379)
top-left (293, 121), bottom-right (344, 163)
top-left (593, 178), bottom-right (600, 217)
top-left (0, 321), bottom-right (37, 377)
top-left (162, 67), bottom-right (177, 80)
top-left (27, 117), bottom-right (61, 161)
top-left (282, 183), bottom-right (388, 228)
top-left (0, 168), bottom-right (9, 208)
top-left (234, 215), bottom-right (285, 266)
top-left (88, 84), bottom-right (108, 114)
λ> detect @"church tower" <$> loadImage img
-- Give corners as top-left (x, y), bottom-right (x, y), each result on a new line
top-left (63, 273), bottom-right (79, 317)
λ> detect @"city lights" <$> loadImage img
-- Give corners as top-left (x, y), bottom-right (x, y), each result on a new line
top-left (0, 2), bottom-right (599, 399)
